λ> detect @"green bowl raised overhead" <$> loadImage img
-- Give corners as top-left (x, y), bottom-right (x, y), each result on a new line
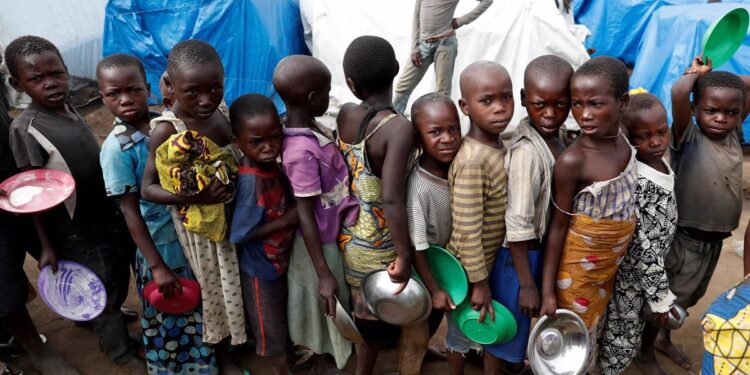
top-left (451, 300), bottom-right (517, 345)
top-left (426, 245), bottom-right (469, 305)
top-left (702, 7), bottom-right (749, 68)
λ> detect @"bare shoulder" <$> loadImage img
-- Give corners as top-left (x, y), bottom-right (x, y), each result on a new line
top-left (149, 121), bottom-right (177, 149)
top-left (554, 144), bottom-right (584, 175)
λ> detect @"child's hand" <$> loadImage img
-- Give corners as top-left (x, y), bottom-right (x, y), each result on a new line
top-left (191, 179), bottom-right (232, 204)
top-left (539, 292), bottom-right (557, 319)
top-left (38, 245), bottom-right (58, 273)
top-left (471, 279), bottom-right (495, 323)
top-left (387, 256), bottom-right (412, 294)
top-left (151, 264), bottom-right (182, 299)
top-left (519, 284), bottom-right (541, 318)
top-left (319, 273), bottom-right (339, 319)
top-left (650, 306), bottom-right (680, 328)
top-left (685, 56), bottom-right (712, 76)
top-left (431, 288), bottom-right (456, 311)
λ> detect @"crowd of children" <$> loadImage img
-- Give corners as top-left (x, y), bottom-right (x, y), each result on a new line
top-left (0, 32), bottom-right (748, 375)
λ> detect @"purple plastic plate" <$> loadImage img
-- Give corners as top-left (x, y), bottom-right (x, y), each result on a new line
top-left (37, 260), bottom-right (106, 321)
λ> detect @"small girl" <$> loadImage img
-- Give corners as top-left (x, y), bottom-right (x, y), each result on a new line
top-left (597, 92), bottom-right (678, 375)
top-left (539, 56), bottom-right (637, 367)
top-left (141, 40), bottom-right (247, 373)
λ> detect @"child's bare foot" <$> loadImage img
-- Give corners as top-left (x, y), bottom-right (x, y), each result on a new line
top-left (32, 351), bottom-right (81, 375)
top-left (654, 336), bottom-right (691, 370)
top-left (635, 348), bottom-right (670, 375)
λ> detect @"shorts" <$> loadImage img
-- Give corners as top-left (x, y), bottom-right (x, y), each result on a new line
top-left (240, 273), bottom-right (288, 357)
top-left (484, 247), bottom-right (543, 363)
top-left (666, 228), bottom-right (723, 309)
top-left (445, 311), bottom-right (482, 354)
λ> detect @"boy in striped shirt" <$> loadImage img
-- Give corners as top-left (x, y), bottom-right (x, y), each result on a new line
top-left (447, 61), bottom-right (512, 372)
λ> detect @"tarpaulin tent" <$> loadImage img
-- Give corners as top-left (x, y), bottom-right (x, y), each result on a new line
top-left (630, 3), bottom-right (750, 137)
top-left (302, 0), bottom-right (590, 130)
top-left (103, 0), bottom-right (308, 111)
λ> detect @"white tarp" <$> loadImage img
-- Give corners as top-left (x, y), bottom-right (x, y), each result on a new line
top-left (302, 0), bottom-right (590, 130)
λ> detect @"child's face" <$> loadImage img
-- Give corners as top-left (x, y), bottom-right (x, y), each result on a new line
top-left (459, 69), bottom-right (514, 135)
top-left (522, 78), bottom-right (571, 138)
top-left (571, 75), bottom-right (626, 138)
top-left (98, 66), bottom-right (150, 124)
top-left (234, 114), bottom-right (283, 166)
top-left (10, 51), bottom-right (69, 109)
top-left (694, 87), bottom-right (744, 140)
top-left (414, 102), bottom-right (462, 164)
top-left (168, 63), bottom-right (224, 119)
top-left (627, 106), bottom-right (670, 163)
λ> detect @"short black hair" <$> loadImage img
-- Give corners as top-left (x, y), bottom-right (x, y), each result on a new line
top-left (622, 92), bottom-right (665, 129)
top-left (229, 93), bottom-right (280, 136)
top-left (524, 55), bottom-right (574, 88)
top-left (96, 53), bottom-right (147, 84)
top-left (4, 35), bottom-right (64, 78)
top-left (343, 36), bottom-right (399, 94)
top-left (166, 39), bottom-right (223, 80)
top-left (572, 56), bottom-right (629, 98)
top-left (411, 92), bottom-right (456, 126)
top-left (693, 70), bottom-right (747, 103)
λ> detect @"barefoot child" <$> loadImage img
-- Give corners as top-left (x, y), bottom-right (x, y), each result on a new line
top-left (485, 55), bottom-right (573, 374)
top-left (652, 56), bottom-right (749, 371)
top-left (337, 36), bottom-right (415, 375)
top-left (272, 55), bottom-right (359, 372)
top-left (97, 53), bottom-right (218, 375)
top-left (141, 40), bottom-right (247, 373)
top-left (228, 94), bottom-right (298, 375)
top-left (5, 36), bottom-right (140, 373)
top-left (596, 93), bottom-right (677, 375)
top-left (447, 60), bottom-right (512, 373)
top-left (539, 56), bottom-right (637, 367)
top-left (406, 93), bottom-right (462, 375)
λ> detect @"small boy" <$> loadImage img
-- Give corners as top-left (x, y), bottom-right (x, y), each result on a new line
top-left (4, 36), bottom-right (140, 372)
top-left (448, 60), bottom-right (512, 370)
top-left (654, 56), bottom-right (749, 370)
top-left (229, 94), bottom-right (298, 375)
top-left (406, 92), bottom-right (462, 375)
top-left (485, 55), bottom-right (573, 374)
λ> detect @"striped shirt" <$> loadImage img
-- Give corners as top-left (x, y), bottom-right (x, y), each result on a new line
top-left (406, 166), bottom-right (453, 251)
top-left (571, 144), bottom-right (637, 220)
top-left (447, 136), bottom-right (507, 282)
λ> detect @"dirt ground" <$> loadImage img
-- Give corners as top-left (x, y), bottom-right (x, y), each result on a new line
top-left (2, 101), bottom-right (749, 374)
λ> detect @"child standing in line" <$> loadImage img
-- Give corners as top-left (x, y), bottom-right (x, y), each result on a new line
top-left (228, 94), bottom-right (298, 375)
top-left (485, 55), bottom-right (573, 375)
top-left (272, 55), bottom-right (359, 373)
top-left (140, 40), bottom-right (247, 374)
top-left (448, 60), bottom-right (513, 373)
top-left (337, 36), bottom-right (415, 375)
top-left (405, 93), bottom-right (462, 375)
top-left (539, 56), bottom-right (637, 369)
top-left (650, 57), bottom-right (749, 371)
top-left (596, 93), bottom-right (677, 375)
top-left (5, 36), bottom-right (140, 373)
top-left (97, 53), bottom-right (218, 375)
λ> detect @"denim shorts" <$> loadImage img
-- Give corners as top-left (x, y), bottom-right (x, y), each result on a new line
top-left (445, 311), bottom-right (483, 354)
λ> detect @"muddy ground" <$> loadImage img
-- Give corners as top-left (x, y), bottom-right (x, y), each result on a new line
top-left (2, 101), bottom-right (748, 374)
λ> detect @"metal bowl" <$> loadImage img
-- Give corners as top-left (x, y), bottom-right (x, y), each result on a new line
top-left (643, 303), bottom-right (687, 329)
top-left (360, 270), bottom-right (432, 326)
top-left (527, 309), bottom-right (590, 375)
top-left (330, 296), bottom-right (365, 345)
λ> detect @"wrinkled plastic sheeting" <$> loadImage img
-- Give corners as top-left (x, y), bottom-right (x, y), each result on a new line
top-left (630, 3), bottom-right (750, 136)
top-left (573, 0), bottom-right (710, 65)
top-left (103, 0), bottom-right (308, 110)
top-left (302, 0), bottom-right (589, 130)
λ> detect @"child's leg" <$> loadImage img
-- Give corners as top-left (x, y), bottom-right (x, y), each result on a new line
top-left (445, 312), bottom-right (476, 375)
top-left (355, 342), bottom-right (379, 375)
top-left (241, 273), bottom-right (289, 375)
top-left (636, 324), bottom-right (669, 375)
top-left (483, 351), bottom-right (505, 375)
top-left (353, 318), bottom-right (399, 375)
top-left (398, 320), bottom-right (429, 375)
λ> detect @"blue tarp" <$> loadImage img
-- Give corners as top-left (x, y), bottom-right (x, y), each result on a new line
top-left (630, 3), bottom-right (750, 137)
top-left (102, 0), bottom-right (308, 111)
top-left (573, 0), bottom-right (708, 65)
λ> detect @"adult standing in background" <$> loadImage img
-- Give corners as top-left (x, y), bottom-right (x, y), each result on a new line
top-left (393, 0), bottom-right (493, 113)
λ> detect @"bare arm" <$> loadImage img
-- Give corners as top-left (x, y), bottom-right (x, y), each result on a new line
top-left (672, 56), bottom-right (711, 144)
top-left (414, 250), bottom-right (455, 311)
top-left (539, 151), bottom-right (582, 318)
top-left (741, 75), bottom-right (750, 121)
top-left (247, 206), bottom-right (298, 242)
top-left (744, 216), bottom-right (750, 276)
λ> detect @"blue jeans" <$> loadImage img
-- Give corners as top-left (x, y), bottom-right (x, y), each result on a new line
top-left (393, 36), bottom-right (459, 113)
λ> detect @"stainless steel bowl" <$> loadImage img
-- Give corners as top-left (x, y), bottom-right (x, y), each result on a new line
top-left (643, 303), bottom-right (687, 329)
top-left (330, 296), bottom-right (365, 345)
top-left (527, 309), bottom-right (590, 375)
top-left (360, 270), bottom-right (432, 326)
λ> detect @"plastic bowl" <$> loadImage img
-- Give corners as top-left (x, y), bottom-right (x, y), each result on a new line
top-left (451, 300), bottom-right (517, 345)
top-left (425, 245), bottom-right (469, 305)
top-left (702, 7), bottom-right (750, 67)
top-left (143, 278), bottom-right (201, 314)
